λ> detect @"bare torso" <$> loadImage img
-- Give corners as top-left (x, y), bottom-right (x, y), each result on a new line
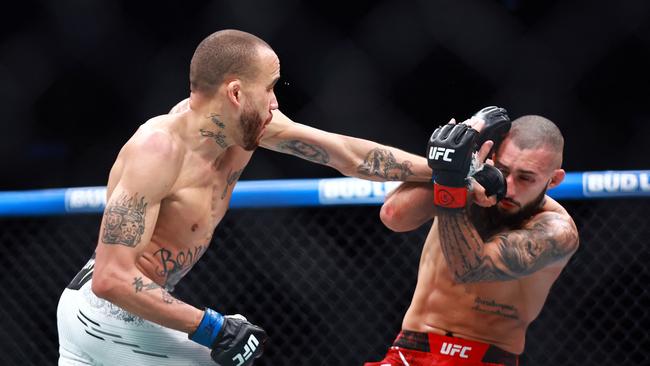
top-left (402, 199), bottom-right (571, 354)
top-left (106, 115), bottom-right (254, 291)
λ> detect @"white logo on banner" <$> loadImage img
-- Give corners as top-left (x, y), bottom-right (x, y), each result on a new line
top-left (318, 178), bottom-right (401, 204)
top-left (583, 172), bottom-right (650, 197)
top-left (65, 187), bottom-right (107, 212)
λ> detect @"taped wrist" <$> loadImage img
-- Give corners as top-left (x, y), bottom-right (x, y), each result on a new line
top-left (432, 151), bottom-right (476, 209)
top-left (433, 184), bottom-right (468, 209)
top-left (189, 308), bottom-right (225, 348)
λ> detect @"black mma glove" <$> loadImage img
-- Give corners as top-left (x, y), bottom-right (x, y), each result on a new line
top-left (472, 106), bottom-right (510, 200)
top-left (472, 164), bottom-right (507, 201)
top-left (427, 123), bottom-right (479, 209)
top-left (190, 308), bottom-right (268, 366)
top-left (473, 106), bottom-right (511, 158)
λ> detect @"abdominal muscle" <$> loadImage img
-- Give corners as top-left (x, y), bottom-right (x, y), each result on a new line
top-left (401, 221), bottom-right (530, 354)
top-left (131, 186), bottom-right (228, 292)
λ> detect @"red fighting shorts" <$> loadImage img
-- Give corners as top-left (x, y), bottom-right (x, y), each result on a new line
top-left (364, 330), bottom-right (519, 366)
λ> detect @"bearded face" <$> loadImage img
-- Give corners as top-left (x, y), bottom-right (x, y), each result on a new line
top-left (490, 185), bottom-right (548, 228)
top-left (239, 100), bottom-right (265, 151)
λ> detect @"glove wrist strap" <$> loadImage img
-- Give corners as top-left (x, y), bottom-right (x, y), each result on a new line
top-left (434, 184), bottom-right (467, 209)
top-left (189, 308), bottom-right (224, 347)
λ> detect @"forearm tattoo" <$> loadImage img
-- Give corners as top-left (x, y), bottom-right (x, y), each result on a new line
top-left (102, 193), bottom-right (147, 247)
top-left (200, 129), bottom-right (228, 149)
top-left (357, 148), bottom-right (413, 180)
top-left (277, 140), bottom-right (330, 164)
top-left (221, 168), bottom-right (243, 199)
top-left (133, 276), bottom-right (183, 305)
top-left (133, 276), bottom-right (160, 292)
top-left (438, 210), bottom-right (578, 283)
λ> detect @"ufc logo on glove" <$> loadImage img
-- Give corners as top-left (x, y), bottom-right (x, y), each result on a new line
top-left (232, 334), bottom-right (261, 366)
top-left (428, 147), bottom-right (455, 162)
top-left (189, 309), bottom-right (267, 366)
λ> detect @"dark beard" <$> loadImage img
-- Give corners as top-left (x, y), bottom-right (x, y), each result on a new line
top-left (473, 186), bottom-right (548, 234)
top-left (240, 103), bottom-right (264, 151)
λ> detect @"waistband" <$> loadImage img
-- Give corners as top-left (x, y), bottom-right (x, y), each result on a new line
top-left (67, 254), bottom-right (95, 290)
top-left (393, 330), bottom-right (519, 366)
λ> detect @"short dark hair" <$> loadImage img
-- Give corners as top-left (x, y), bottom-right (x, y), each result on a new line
top-left (189, 29), bottom-right (272, 95)
top-left (509, 115), bottom-right (564, 166)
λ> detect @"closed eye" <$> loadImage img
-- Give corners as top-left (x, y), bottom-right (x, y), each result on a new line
top-left (268, 77), bottom-right (280, 91)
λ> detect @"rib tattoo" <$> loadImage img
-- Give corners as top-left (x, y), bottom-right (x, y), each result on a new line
top-left (437, 210), bottom-right (578, 283)
top-left (357, 148), bottom-right (413, 180)
top-left (277, 140), bottom-right (330, 164)
top-left (472, 296), bottom-right (519, 320)
top-left (153, 245), bottom-right (206, 291)
top-left (102, 193), bottom-right (147, 247)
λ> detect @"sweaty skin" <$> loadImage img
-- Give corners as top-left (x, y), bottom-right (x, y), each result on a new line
top-left (112, 125), bottom-right (245, 293)
top-left (91, 46), bottom-right (432, 336)
top-left (401, 197), bottom-right (575, 354)
top-left (381, 123), bottom-right (578, 354)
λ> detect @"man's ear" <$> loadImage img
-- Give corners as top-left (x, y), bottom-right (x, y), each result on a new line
top-left (226, 79), bottom-right (242, 107)
top-left (548, 168), bottom-right (565, 189)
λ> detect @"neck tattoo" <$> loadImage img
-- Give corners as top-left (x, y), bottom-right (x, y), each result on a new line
top-left (208, 113), bottom-right (226, 129)
top-left (200, 128), bottom-right (228, 149)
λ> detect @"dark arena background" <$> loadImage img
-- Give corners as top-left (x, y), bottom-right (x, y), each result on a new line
top-left (1, 0), bottom-right (649, 365)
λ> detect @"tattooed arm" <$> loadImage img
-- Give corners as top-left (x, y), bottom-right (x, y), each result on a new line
top-left (260, 110), bottom-right (431, 182)
top-left (92, 128), bottom-right (203, 334)
top-left (437, 210), bottom-right (579, 283)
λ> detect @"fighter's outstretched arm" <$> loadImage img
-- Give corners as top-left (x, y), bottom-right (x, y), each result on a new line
top-left (437, 210), bottom-right (579, 283)
top-left (260, 110), bottom-right (432, 182)
top-left (91, 128), bottom-right (204, 334)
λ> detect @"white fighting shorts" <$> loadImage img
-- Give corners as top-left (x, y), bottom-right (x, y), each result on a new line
top-left (57, 258), bottom-right (214, 365)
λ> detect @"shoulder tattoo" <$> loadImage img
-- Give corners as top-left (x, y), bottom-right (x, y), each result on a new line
top-left (493, 212), bottom-right (579, 276)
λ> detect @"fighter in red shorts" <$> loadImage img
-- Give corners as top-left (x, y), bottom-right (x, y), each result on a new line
top-left (365, 108), bottom-right (579, 365)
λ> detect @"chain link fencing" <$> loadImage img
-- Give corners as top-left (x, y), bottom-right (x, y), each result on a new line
top-left (0, 199), bottom-right (648, 365)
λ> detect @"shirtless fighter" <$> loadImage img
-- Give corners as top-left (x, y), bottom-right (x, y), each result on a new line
top-left (365, 110), bottom-right (579, 365)
top-left (56, 29), bottom-right (432, 366)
